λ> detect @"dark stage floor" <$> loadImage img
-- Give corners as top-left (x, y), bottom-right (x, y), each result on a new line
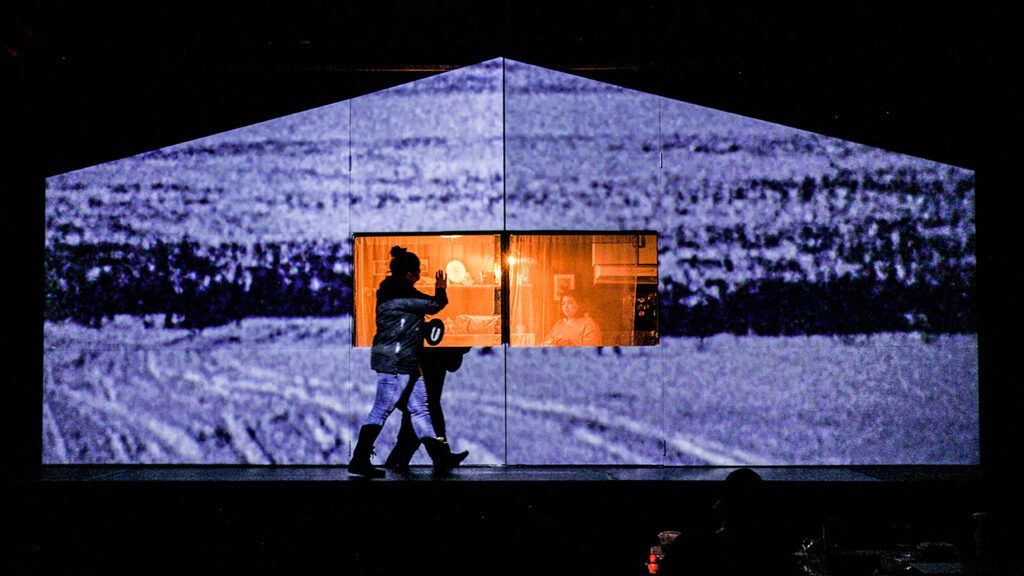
top-left (22, 465), bottom-right (983, 482)
top-left (10, 465), bottom-right (1002, 575)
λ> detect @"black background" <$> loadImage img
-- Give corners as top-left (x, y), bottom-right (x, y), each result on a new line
top-left (4, 2), bottom-right (1020, 573)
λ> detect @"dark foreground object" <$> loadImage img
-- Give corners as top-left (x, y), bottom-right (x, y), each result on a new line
top-left (9, 466), bottom-right (1019, 575)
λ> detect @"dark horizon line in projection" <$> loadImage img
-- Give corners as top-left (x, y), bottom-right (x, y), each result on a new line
top-left (43, 57), bottom-right (977, 466)
top-left (44, 229), bottom-right (975, 336)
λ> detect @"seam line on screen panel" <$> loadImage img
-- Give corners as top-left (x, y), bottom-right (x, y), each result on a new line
top-left (348, 99), bottom-right (353, 174)
top-left (504, 335), bottom-right (508, 466)
top-left (348, 99), bottom-right (355, 349)
top-left (661, 309), bottom-right (667, 465)
top-left (659, 96), bottom-right (663, 170)
top-left (348, 97), bottom-right (355, 452)
top-left (658, 100), bottom-right (665, 464)
top-left (502, 57), bottom-right (507, 232)
top-left (502, 57), bottom-right (508, 466)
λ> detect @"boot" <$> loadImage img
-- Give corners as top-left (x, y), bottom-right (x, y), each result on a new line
top-left (384, 415), bottom-right (421, 472)
top-left (421, 436), bottom-right (469, 471)
top-left (347, 424), bottom-right (385, 478)
top-left (438, 436), bottom-right (469, 467)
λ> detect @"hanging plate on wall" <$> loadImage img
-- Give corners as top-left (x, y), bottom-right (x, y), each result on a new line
top-left (445, 259), bottom-right (468, 284)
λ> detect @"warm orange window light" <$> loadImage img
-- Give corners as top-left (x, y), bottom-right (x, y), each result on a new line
top-left (354, 234), bottom-right (502, 347)
top-left (353, 232), bottom-right (658, 348)
top-left (508, 233), bottom-right (658, 347)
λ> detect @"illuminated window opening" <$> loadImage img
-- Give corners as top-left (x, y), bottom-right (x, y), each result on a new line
top-left (353, 231), bottom-right (658, 347)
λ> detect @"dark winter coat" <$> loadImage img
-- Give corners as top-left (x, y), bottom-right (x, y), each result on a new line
top-left (370, 276), bottom-right (447, 375)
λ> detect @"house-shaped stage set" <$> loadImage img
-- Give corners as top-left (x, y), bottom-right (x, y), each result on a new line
top-left (44, 58), bottom-right (977, 468)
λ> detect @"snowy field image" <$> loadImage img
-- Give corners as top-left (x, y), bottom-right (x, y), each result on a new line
top-left (44, 58), bottom-right (977, 465)
top-left (507, 334), bottom-right (975, 465)
top-left (350, 59), bottom-right (503, 233)
top-left (44, 318), bottom-right (356, 464)
top-left (659, 333), bottom-right (977, 465)
top-left (44, 317), bottom-right (976, 465)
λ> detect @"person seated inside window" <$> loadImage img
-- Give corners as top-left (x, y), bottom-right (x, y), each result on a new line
top-left (542, 290), bottom-right (602, 346)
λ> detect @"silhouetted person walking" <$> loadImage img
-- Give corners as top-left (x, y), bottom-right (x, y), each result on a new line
top-left (384, 346), bottom-right (471, 471)
top-left (347, 246), bottom-right (464, 478)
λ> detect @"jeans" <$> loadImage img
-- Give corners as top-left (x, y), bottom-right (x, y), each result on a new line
top-left (363, 371), bottom-right (435, 440)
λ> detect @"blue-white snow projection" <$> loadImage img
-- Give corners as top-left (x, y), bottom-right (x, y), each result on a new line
top-left (44, 58), bottom-right (977, 465)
